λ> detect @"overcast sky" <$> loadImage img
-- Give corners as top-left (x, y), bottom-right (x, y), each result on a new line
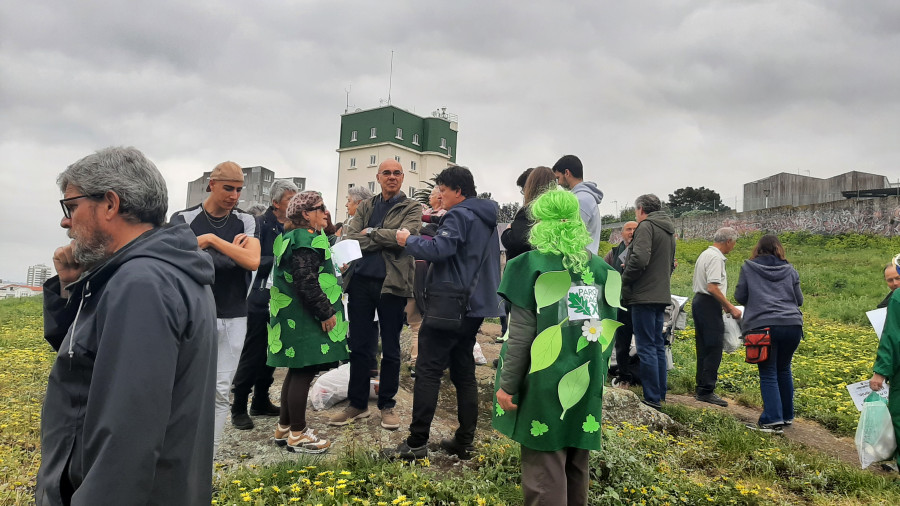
top-left (2, 0), bottom-right (899, 282)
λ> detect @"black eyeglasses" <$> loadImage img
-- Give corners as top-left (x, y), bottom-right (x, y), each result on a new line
top-left (380, 170), bottom-right (403, 177)
top-left (60, 194), bottom-right (105, 219)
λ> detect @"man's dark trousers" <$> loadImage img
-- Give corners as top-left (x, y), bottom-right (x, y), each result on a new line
top-left (232, 310), bottom-right (275, 408)
top-left (692, 292), bottom-right (724, 396)
top-left (347, 274), bottom-right (405, 410)
top-left (407, 316), bottom-right (482, 448)
top-left (613, 306), bottom-right (636, 384)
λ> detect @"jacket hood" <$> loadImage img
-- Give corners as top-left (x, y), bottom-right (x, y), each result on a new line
top-left (644, 211), bottom-right (675, 234)
top-left (744, 255), bottom-right (793, 281)
top-left (572, 182), bottom-right (604, 204)
top-left (73, 224), bottom-right (215, 291)
top-left (455, 197), bottom-right (499, 228)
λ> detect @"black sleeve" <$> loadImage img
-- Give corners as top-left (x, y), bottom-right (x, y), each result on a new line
top-left (501, 209), bottom-right (532, 259)
top-left (290, 249), bottom-right (336, 321)
top-left (43, 276), bottom-right (77, 351)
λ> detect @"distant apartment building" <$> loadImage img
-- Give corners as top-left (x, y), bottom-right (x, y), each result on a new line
top-left (26, 264), bottom-right (52, 287)
top-left (335, 105), bottom-right (458, 221)
top-left (185, 166), bottom-right (306, 209)
top-left (744, 171), bottom-right (890, 211)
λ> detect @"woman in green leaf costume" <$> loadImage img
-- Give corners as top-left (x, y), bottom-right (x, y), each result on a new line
top-left (493, 188), bottom-right (620, 505)
top-left (267, 191), bottom-right (350, 453)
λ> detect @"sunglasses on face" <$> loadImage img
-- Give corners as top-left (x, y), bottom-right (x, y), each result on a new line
top-left (60, 194), bottom-right (105, 219)
top-left (380, 170), bottom-right (403, 177)
top-left (309, 204), bottom-right (327, 212)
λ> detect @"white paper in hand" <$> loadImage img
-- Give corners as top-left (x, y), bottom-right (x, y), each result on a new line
top-left (866, 307), bottom-right (887, 339)
top-left (332, 239), bottom-right (362, 267)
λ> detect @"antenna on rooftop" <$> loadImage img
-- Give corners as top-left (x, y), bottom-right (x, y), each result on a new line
top-left (387, 50), bottom-right (394, 105)
top-left (344, 83), bottom-right (352, 114)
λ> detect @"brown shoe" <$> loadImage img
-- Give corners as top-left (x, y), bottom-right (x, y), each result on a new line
top-left (380, 407), bottom-right (400, 430)
top-left (274, 423), bottom-right (290, 447)
top-left (287, 428), bottom-right (331, 454)
top-left (328, 405), bottom-right (371, 426)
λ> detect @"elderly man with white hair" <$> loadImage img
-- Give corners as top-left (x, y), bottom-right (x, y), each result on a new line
top-left (692, 226), bottom-right (742, 407)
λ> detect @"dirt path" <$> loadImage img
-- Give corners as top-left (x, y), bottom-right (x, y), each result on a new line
top-left (216, 322), bottom-right (880, 475)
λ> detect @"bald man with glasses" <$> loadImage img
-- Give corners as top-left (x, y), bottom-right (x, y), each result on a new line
top-left (329, 159), bottom-right (422, 431)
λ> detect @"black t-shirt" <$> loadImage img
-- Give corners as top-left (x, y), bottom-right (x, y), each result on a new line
top-left (170, 204), bottom-right (257, 318)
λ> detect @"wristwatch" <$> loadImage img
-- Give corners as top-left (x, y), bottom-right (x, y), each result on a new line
top-left (366, 227), bottom-right (378, 237)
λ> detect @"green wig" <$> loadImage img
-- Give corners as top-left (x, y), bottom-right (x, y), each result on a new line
top-left (528, 188), bottom-right (595, 284)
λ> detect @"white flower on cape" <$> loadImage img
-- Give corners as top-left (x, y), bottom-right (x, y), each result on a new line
top-left (581, 319), bottom-right (601, 342)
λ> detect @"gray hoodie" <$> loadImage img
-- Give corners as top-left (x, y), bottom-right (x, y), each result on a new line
top-left (734, 255), bottom-right (803, 332)
top-left (37, 224), bottom-right (217, 506)
top-left (572, 181), bottom-right (604, 254)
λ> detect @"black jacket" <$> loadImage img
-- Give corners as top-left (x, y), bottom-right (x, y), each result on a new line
top-left (37, 224), bottom-right (217, 506)
top-left (248, 206), bottom-right (284, 313)
top-left (501, 206), bottom-right (532, 261)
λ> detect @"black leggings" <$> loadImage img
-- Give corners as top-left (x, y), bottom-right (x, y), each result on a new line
top-left (278, 367), bottom-right (317, 431)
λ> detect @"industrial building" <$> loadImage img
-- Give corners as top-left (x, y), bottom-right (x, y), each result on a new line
top-left (743, 171), bottom-right (891, 211)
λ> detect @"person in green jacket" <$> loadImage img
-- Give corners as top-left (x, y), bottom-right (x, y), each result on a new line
top-left (869, 254), bottom-right (900, 468)
top-left (268, 191), bottom-right (350, 453)
top-left (494, 188), bottom-right (619, 505)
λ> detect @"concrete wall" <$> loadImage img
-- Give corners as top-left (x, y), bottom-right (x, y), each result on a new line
top-left (676, 196), bottom-right (900, 240)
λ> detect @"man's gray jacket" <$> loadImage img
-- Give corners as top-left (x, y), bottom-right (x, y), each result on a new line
top-left (621, 211), bottom-right (677, 306)
top-left (37, 224), bottom-right (217, 506)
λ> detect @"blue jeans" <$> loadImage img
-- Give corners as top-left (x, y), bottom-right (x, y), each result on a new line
top-left (756, 325), bottom-right (802, 425)
top-left (631, 304), bottom-right (667, 404)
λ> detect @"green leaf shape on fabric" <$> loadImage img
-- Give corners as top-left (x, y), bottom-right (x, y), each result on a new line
top-left (495, 403), bottom-right (505, 417)
top-left (598, 319), bottom-right (623, 352)
top-left (318, 273), bottom-right (342, 304)
top-left (328, 311), bottom-right (349, 342)
top-left (267, 322), bottom-right (282, 354)
top-left (529, 317), bottom-right (569, 374)
top-left (580, 270), bottom-right (595, 286)
top-left (285, 347), bottom-right (295, 358)
top-left (604, 270), bottom-right (624, 310)
top-left (272, 234), bottom-right (289, 264)
top-left (582, 414), bottom-right (600, 433)
top-left (576, 336), bottom-right (590, 353)
top-left (269, 286), bottom-right (292, 317)
top-left (284, 271), bottom-right (293, 284)
top-left (287, 319), bottom-right (296, 329)
top-left (567, 292), bottom-right (593, 316)
top-left (497, 327), bottom-right (509, 343)
top-left (534, 270), bottom-right (571, 313)
top-left (320, 343), bottom-right (330, 355)
top-left (530, 420), bottom-right (549, 437)
top-left (311, 233), bottom-right (332, 260)
top-left (558, 361), bottom-right (591, 420)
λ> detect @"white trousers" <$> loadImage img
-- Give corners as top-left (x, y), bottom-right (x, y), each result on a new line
top-left (213, 317), bottom-right (247, 456)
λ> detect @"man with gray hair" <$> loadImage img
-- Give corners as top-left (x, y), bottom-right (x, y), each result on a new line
top-left (692, 226), bottom-right (742, 407)
top-left (170, 161), bottom-right (261, 454)
top-left (231, 179), bottom-right (298, 429)
top-left (622, 194), bottom-right (676, 410)
top-left (38, 147), bottom-right (217, 505)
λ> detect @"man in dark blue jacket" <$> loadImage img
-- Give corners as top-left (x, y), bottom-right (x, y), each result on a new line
top-left (392, 166), bottom-right (503, 460)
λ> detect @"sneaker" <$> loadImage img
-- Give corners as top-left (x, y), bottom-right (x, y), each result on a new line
top-left (328, 405), bottom-right (371, 426)
top-left (440, 437), bottom-right (474, 460)
top-left (231, 412), bottom-right (254, 430)
top-left (287, 428), bottom-right (331, 454)
top-left (641, 399), bottom-right (662, 411)
top-left (746, 423), bottom-right (784, 434)
top-left (384, 441), bottom-right (428, 460)
top-left (695, 393), bottom-right (729, 407)
top-left (273, 424), bottom-right (290, 447)
top-left (381, 408), bottom-right (400, 430)
top-left (783, 419), bottom-right (793, 426)
top-left (249, 398), bottom-right (280, 416)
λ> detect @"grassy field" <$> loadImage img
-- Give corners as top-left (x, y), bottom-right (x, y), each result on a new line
top-left (3, 233), bottom-right (900, 504)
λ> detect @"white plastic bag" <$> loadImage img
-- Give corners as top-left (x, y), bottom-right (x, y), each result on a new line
top-left (473, 342), bottom-right (487, 365)
top-left (722, 314), bottom-right (742, 353)
top-left (309, 363), bottom-right (351, 410)
top-left (855, 392), bottom-right (897, 469)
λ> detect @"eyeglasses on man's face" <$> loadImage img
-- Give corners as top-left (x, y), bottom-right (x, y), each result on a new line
top-left (380, 170), bottom-right (403, 177)
top-left (60, 194), bottom-right (105, 219)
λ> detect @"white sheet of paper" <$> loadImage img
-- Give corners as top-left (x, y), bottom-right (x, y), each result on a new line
top-left (671, 295), bottom-right (689, 308)
top-left (332, 239), bottom-right (362, 267)
top-left (566, 286), bottom-right (599, 321)
top-left (866, 307), bottom-right (887, 339)
top-left (846, 380), bottom-right (890, 411)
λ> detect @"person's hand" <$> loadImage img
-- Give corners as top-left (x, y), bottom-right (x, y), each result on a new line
top-left (870, 373), bottom-right (886, 391)
top-left (339, 263), bottom-right (349, 274)
top-left (506, 223), bottom-right (512, 229)
top-left (727, 305), bottom-right (742, 319)
top-left (197, 233), bottom-right (218, 249)
top-left (396, 228), bottom-right (411, 246)
top-left (232, 233), bottom-right (250, 247)
top-left (52, 242), bottom-right (84, 295)
top-left (496, 389), bottom-right (517, 411)
top-left (321, 315), bottom-right (337, 333)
